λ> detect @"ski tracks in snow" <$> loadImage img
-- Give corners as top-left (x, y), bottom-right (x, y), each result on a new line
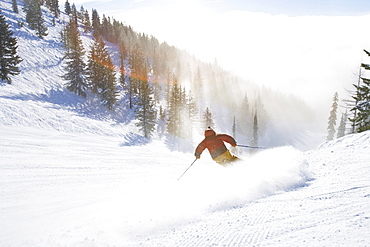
top-left (134, 135), bottom-right (370, 247)
top-left (1, 125), bottom-right (369, 246)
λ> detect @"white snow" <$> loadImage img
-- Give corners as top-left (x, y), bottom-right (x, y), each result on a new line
top-left (1, 125), bottom-right (369, 246)
top-left (1, 0), bottom-right (370, 246)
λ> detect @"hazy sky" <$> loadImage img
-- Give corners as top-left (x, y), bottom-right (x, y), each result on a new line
top-left (70, 0), bottom-right (370, 16)
top-left (69, 0), bottom-right (370, 119)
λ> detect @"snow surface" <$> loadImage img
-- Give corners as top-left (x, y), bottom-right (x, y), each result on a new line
top-left (1, 0), bottom-right (370, 246)
top-left (1, 126), bottom-right (370, 246)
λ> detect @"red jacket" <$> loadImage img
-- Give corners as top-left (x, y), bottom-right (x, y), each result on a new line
top-left (195, 129), bottom-right (236, 159)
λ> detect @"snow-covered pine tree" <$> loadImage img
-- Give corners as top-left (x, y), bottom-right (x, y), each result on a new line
top-left (62, 18), bottom-right (87, 98)
top-left (86, 36), bottom-right (118, 110)
top-left (327, 92), bottom-right (339, 141)
top-left (24, 0), bottom-right (48, 38)
top-left (0, 10), bottom-right (22, 84)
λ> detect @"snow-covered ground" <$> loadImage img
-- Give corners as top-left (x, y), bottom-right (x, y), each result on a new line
top-left (1, 0), bottom-right (370, 246)
top-left (1, 125), bottom-right (369, 246)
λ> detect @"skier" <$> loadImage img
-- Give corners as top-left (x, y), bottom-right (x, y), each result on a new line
top-left (194, 127), bottom-right (239, 165)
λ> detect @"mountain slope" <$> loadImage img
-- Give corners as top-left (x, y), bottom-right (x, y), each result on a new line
top-left (0, 125), bottom-right (369, 246)
top-left (1, 1), bottom-right (369, 246)
top-left (0, 0), bottom-right (324, 150)
top-left (0, 0), bottom-right (137, 137)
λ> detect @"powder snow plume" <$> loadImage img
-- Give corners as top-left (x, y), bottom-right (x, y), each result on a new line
top-left (104, 146), bottom-right (313, 236)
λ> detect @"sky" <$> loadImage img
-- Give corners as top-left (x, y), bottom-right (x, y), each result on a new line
top-left (68, 0), bottom-right (370, 121)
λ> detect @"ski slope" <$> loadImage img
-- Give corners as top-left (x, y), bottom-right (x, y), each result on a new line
top-left (1, 0), bottom-right (370, 246)
top-left (0, 125), bottom-right (370, 246)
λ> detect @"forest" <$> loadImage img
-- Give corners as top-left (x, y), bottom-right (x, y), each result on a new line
top-left (3, 0), bottom-right (369, 151)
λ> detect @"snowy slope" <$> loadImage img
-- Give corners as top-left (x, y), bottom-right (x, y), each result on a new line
top-left (0, 0), bottom-right (134, 137)
top-left (0, 126), bottom-right (369, 246)
top-left (1, 0), bottom-right (370, 246)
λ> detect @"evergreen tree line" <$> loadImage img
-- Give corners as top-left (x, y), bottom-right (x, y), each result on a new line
top-left (1, 0), bottom-right (60, 84)
top-left (61, 3), bottom-right (267, 146)
top-left (327, 49), bottom-right (370, 140)
top-left (2, 0), bottom-right (268, 147)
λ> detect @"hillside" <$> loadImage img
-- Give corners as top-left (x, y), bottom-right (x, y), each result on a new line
top-left (0, 0), bottom-right (322, 150)
top-left (1, 1), bottom-right (370, 246)
top-left (1, 122), bottom-right (369, 246)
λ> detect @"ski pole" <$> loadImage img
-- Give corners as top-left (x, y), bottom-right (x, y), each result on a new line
top-left (177, 158), bottom-right (197, 180)
top-left (236, 144), bottom-right (266, 149)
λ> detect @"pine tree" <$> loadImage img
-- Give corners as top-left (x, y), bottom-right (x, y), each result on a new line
top-left (232, 116), bottom-right (236, 139)
top-left (187, 91), bottom-right (198, 120)
top-left (346, 66), bottom-right (363, 134)
top-left (327, 92), bottom-right (339, 141)
top-left (12, 0), bottom-right (19, 13)
top-left (64, 0), bottom-right (71, 15)
top-left (135, 72), bottom-right (157, 138)
top-left (238, 93), bottom-right (252, 139)
top-left (166, 77), bottom-right (183, 138)
top-left (82, 9), bottom-right (92, 33)
top-left (193, 66), bottom-right (203, 100)
top-left (337, 111), bottom-right (347, 138)
top-left (251, 110), bottom-right (259, 154)
top-left (25, 0), bottom-right (48, 38)
top-left (203, 107), bottom-right (215, 129)
top-left (62, 18), bottom-right (87, 97)
top-left (45, 0), bottom-right (60, 18)
top-left (351, 78), bottom-right (370, 132)
top-left (119, 45), bottom-right (126, 92)
top-left (127, 42), bottom-right (146, 109)
top-left (87, 37), bottom-right (118, 110)
top-left (157, 105), bottom-right (166, 137)
top-left (91, 9), bottom-right (100, 38)
top-left (0, 10), bottom-right (22, 84)
top-left (254, 95), bottom-right (267, 137)
top-left (186, 90), bottom-right (198, 139)
top-left (350, 51), bottom-right (370, 132)
top-left (70, 3), bottom-right (78, 25)
top-left (78, 5), bottom-right (85, 21)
